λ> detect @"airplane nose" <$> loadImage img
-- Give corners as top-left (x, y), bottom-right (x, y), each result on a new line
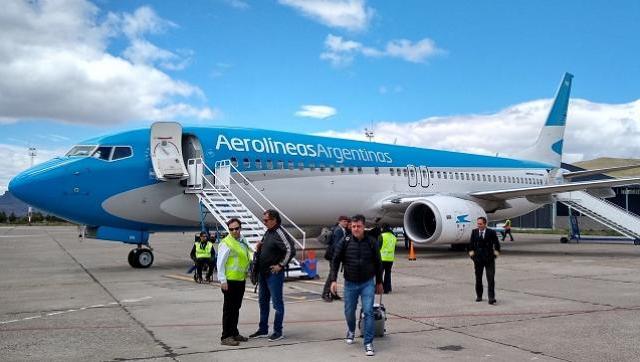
top-left (9, 170), bottom-right (39, 205)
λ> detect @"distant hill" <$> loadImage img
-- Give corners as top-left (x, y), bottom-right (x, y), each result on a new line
top-left (573, 157), bottom-right (640, 177)
top-left (0, 191), bottom-right (31, 216)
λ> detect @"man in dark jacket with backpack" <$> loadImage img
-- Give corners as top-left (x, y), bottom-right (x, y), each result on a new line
top-left (330, 215), bottom-right (383, 357)
top-left (322, 215), bottom-right (349, 302)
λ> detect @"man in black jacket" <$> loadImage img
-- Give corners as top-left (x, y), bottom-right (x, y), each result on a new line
top-left (330, 215), bottom-right (383, 357)
top-left (322, 215), bottom-right (349, 302)
top-left (467, 216), bottom-right (501, 305)
top-left (249, 209), bottom-right (296, 342)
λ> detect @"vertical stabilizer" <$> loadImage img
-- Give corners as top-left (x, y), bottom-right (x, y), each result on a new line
top-left (512, 73), bottom-right (573, 168)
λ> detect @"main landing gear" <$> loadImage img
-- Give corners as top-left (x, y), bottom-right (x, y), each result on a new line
top-left (128, 245), bottom-right (154, 268)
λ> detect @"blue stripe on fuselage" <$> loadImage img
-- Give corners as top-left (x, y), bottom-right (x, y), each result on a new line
top-left (179, 126), bottom-right (552, 169)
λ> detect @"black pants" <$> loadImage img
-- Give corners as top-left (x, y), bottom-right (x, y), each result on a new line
top-left (195, 258), bottom-right (215, 280)
top-left (502, 229), bottom-right (514, 241)
top-left (382, 261), bottom-right (393, 293)
top-left (222, 280), bottom-right (246, 340)
top-left (474, 260), bottom-right (496, 300)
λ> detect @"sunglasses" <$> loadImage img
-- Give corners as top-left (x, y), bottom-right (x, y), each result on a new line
top-left (229, 227), bottom-right (241, 231)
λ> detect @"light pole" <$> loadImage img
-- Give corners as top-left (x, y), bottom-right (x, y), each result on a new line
top-left (28, 147), bottom-right (36, 225)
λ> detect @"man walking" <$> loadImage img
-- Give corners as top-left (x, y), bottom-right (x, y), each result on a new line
top-left (467, 217), bottom-right (501, 305)
top-left (322, 215), bottom-right (349, 302)
top-left (249, 209), bottom-right (296, 341)
top-left (217, 219), bottom-right (251, 346)
top-left (379, 225), bottom-right (397, 294)
top-left (330, 215), bottom-right (383, 356)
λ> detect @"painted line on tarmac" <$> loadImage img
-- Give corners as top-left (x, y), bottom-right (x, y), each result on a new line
top-left (0, 296), bottom-right (152, 325)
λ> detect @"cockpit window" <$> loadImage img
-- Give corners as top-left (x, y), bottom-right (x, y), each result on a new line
top-left (111, 146), bottom-right (132, 160)
top-left (92, 146), bottom-right (113, 160)
top-left (66, 145), bottom-right (96, 157)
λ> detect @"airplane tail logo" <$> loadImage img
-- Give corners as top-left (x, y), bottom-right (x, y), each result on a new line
top-left (511, 72), bottom-right (573, 168)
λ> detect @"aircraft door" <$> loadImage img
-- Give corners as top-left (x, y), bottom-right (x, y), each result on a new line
top-left (407, 165), bottom-right (418, 187)
top-left (419, 165), bottom-right (430, 187)
top-left (150, 122), bottom-right (189, 180)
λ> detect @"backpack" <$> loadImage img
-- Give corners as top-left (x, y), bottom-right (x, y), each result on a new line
top-left (323, 226), bottom-right (340, 261)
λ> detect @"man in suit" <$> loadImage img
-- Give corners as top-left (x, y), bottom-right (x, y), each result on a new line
top-left (467, 216), bottom-right (501, 305)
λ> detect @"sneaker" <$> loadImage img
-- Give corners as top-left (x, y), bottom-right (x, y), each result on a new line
top-left (268, 332), bottom-right (284, 341)
top-left (331, 293), bottom-right (342, 300)
top-left (365, 343), bottom-right (375, 356)
top-left (221, 337), bottom-right (239, 346)
top-left (345, 330), bottom-right (355, 345)
top-left (233, 334), bottom-right (248, 342)
top-left (249, 330), bottom-right (269, 339)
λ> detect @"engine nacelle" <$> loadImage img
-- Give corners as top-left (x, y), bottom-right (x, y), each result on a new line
top-left (404, 196), bottom-right (487, 244)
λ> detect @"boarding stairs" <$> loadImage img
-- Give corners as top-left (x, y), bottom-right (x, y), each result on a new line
top-left (556, 190), bottom-right (640, 241)
top-left (185, 159), bottom-right (309, 278)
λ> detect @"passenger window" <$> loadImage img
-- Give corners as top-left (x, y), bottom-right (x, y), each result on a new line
top-left (288, 160), bottom-right (294, 170)
top-left (298, 161), bottom-right (304, 170)
top-left (454, 172), bottom-right (459, 180)
top-left (357, 167), bottom-right (363, 174)
top-left (471, 174), bottom-right (476, 181)
top-left (231, 157), bottom-right (238, 167)
top-left (348, 166), bottom-right (354, 173)
top-left (309, 163), bottom-right (315, 171)
top-left (243, 158), bottom-right (250, 169)
top-left (267, 160), bottom-right (273, 169)
top-left (111, 146), bottom-right (132, 160)
top-left (255, 159), bottom-right (262, 169)
top-left (92, 146), bottom-right (112, 161)
top-left (430, 171), bottom-right (435, 178)
top-left (492, 175), bottom-right (496, 182)
top-left (390, 168), bottom-right (395, 176)
top-left (443, 172), bottom-right (447, 179)
top-left (482, 175), bottom-right (486, 182)
top-left (319, 164), bottom-right (326, 171)
top-left (277, 160), bottom-right (284, 169)
top-left (403, 169), bottom-right (408, 177)
top-left (375, 167), bottom-right (380, 175)
top-left (437, 171), bottom-right (441, 179)
top-left (340, 166), bottom-right (346, 173)
top-left (397, 168), bottom-right (402, 176)
top-left (330, 165), bottom-right (335, 172)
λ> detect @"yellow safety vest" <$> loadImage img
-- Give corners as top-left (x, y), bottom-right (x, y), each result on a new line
top-left (504, 219), bottom-right (512, 229)
top-left (222, 235), bottom-right (251, 281)
top-left (380, 232), bottom-right (396, 262)
top-left (195, 241), bottom-right (213, 259)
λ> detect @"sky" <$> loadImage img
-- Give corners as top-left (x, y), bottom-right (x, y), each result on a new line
top-left (1, 0), bottom-right (639, 192)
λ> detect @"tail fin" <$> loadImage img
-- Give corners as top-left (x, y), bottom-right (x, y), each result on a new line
top-left (512, 72), bottom-right (573, 168)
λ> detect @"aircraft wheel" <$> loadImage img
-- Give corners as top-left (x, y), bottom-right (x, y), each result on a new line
top-left (128, 249), bottom-right (140, 268)
top-left (136, 249), bottom-right (154, 268)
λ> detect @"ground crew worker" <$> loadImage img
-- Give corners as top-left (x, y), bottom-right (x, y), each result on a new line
top-left (502, 219), bottom-right (514, 241)
top-left (379, 224), bottom-right (397, 294)
top-left (217, 218), bottom-right (251, 346)
top-left (190, 231), bottom-right (215, 283)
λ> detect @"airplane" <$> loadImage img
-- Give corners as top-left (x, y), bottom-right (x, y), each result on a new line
top-left (9, 72), bottom-right (640, 268)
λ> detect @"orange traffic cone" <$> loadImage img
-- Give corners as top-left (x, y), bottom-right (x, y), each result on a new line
top-left (408, 240), bottom-right (416, 261)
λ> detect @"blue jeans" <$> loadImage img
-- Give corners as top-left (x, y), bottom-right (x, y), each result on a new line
top-left (344, 278), bottom-right (375, 344)
top-left (258, 271), bottom-right (285, 334)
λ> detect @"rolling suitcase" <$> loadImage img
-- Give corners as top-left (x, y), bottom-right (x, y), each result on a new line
top-left (358, 294), bottom-right (387, 337)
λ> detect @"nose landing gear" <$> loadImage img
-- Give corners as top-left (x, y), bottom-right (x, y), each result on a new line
top-left (128, 245), bottom-right (154, 268)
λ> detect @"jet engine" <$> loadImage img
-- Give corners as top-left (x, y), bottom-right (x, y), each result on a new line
top-left (403, 196), bottom-right (487, 244)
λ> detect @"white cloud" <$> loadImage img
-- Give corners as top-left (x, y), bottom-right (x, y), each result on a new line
top-left (0, 0), bottom-right (214, 125)
top-left (320, 34), bottom-right (443, 67)
top-left (316, 98), bottom-right (640, 163)
top-left (279, 0), bottom-right (373, 31)
top-left (0, 144), bottom-right (66, 193)
top-left (295, 105), bottom-right (337, 119)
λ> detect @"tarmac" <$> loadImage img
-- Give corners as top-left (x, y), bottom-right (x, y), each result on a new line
top-left (1, 225), bottom-right (640, 361)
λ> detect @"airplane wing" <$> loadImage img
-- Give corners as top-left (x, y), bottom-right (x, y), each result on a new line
top-left (470, 177), bottom-right (640, 201)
